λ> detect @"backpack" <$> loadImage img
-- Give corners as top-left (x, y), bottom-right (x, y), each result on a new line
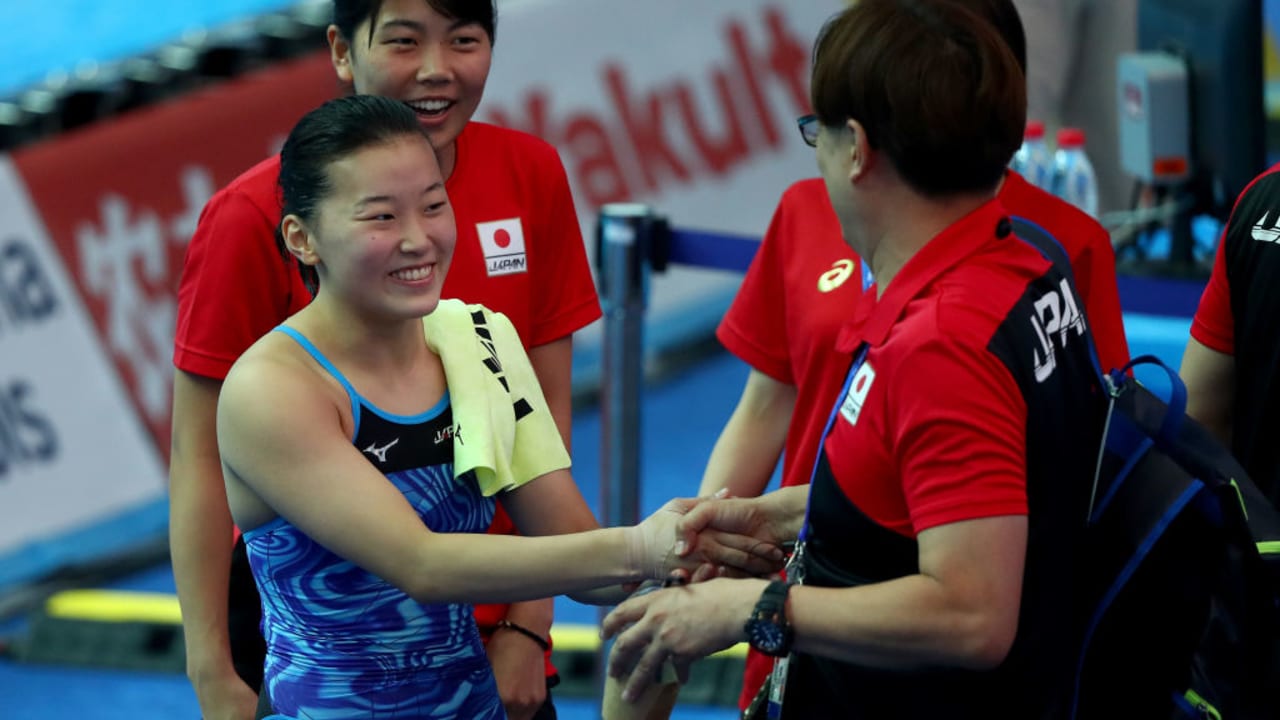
top-left (1071, 355), bottom-right (1280, 719)
top-left (1011, 217), bottom-right (1280, 719)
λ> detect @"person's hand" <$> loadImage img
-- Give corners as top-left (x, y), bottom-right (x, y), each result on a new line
top-left (192, 669), bottom-right (259, 720)
top-left (601, 577), bottom-right (766, 703)
top-left (678, 495), bottom-right (794, 581)
top-left (601, 582), bottom-right (683, 720)
top-left (631, 498), bottom-right (783, 581)
top-left (486, 629), bottom-right (547, 720)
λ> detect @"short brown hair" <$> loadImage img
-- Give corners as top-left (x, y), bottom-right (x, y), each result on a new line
top-left (811, 0), bottom-right (1026, 197)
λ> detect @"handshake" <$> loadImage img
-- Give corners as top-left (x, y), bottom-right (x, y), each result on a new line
top-left (612, 487), bottom-right (808, 704)
top-left (628, 488), bottom-right (801, 584)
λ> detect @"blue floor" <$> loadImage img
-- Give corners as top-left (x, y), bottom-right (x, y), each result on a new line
top-left (0, 311), bottom-right (1194, 719)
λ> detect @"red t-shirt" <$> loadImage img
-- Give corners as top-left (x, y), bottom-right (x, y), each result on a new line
top-left (721, 174), bottom-right (1127, 708)
top-left (1192, 238), bottom-right (1234, 354)
top-left (719, 173), bottom-right (1126, 494)
top-left (823, 201), bottom-right (1030, 536)
top-left (174, 122), bottom-right (601, 675)
top-left (716, 178), bottom-right (863, 503)
top-left (175, 121), bottom-right (600, 372)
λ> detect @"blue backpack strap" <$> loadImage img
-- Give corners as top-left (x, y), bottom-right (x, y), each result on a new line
top-left (1008, 216), bottom-right (1125, 522)
top-left (1009, 216), bottom-right (1106, 380)
top-left (1110, 354), bottom-right (1187, 450)
top-left (1011, 216), bottom-right (1190, 505)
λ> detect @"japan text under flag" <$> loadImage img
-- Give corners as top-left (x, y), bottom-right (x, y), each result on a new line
top-left (476, 218), bottom-right (528, 277)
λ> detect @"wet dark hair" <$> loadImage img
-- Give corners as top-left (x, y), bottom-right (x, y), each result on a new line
top-left (811, 0), bottom-right (1026, 197)
top-left (333, 0), bottom-right (497, 48)
top-left (276, 94), bottom-right (431, 294)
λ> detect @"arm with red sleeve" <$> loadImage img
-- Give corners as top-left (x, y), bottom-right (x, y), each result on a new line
top-left (170, 177), bottom-right (303, 720)
top-left (523, 140), bottom-right (602, 445)
top-left (1182, 237), bottom-right (1236, 445)
top-left (699, 194), bottom-right (799, 498)
top-left (793, 334), bottom-right (1029, 670)
top-left (600, 334), bottom-right (1029, 704)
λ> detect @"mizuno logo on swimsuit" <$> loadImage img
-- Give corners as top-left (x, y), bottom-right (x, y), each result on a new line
top-left (363, 438), bottom-right (399, 463)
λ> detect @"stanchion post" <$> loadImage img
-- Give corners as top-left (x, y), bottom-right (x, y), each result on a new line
top-left (594, 203), bottom-right (655, 699)
top-left (597, 202), bottom-right (653, 532)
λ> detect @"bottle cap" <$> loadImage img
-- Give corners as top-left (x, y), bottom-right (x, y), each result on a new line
top-left (1056, 127), bottom-right (1086, 149)
top-left (1024, 120), bottom-right (1045, 140)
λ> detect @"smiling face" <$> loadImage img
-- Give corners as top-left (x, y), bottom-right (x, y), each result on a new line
top-left (287, 133), bottom-right (457, 323)
top-left (328, 0), bottom-right (493, 177)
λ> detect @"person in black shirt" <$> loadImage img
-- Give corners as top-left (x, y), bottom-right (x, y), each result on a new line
top-left (1182, 163), bottom-right (1280, 506)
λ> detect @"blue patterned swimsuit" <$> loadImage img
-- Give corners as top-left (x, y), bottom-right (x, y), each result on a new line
top-left (243, 326), bottom-right (504, 719)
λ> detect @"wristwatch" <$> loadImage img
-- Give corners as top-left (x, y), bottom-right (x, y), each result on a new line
top-left (744, 580), bottom-right (793, 657)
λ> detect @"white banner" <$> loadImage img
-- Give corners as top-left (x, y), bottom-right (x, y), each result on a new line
top-left (0, 157), bottom-right (167, 564)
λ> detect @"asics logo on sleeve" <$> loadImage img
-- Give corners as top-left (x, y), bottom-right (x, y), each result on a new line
top-left (818, 259), bottom-right (857, 293)
top-left (363, 437), bottom-right (400, 463)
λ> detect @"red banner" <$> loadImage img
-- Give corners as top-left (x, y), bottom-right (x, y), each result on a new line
top-left (12, 51), bottom-right (338, 457)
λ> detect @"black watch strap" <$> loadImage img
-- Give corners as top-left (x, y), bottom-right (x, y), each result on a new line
top-left (746, 580), bottom-right (794, 657)
top-left (758, 579), bottom-right (790, 613)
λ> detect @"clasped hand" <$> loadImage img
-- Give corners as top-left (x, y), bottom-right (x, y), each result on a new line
top-left (612, 494), bottom-right (796, 702)
top-left (633, 494), bottom-right (786, 582)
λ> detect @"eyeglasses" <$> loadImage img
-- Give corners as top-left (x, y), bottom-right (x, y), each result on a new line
top-left (797, 114), bottom-right (819, 147)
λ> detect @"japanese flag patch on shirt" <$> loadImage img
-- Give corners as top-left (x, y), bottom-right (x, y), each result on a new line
top-left (477, 218), bottom-right (528, 277)
top-left (840, 360), bottom-right (876, 426)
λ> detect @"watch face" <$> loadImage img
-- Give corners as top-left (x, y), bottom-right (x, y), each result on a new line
top-left (748, 619), bottom-right (786, 654)
top-left (747, 581), bottom-right (792, 657)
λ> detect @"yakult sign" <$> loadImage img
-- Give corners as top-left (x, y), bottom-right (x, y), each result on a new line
top-left (484, 0), bottom-right (839, 311)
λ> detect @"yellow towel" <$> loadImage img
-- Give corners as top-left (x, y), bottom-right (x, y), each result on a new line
top-left (422, 299), bottom-right (571, 496)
